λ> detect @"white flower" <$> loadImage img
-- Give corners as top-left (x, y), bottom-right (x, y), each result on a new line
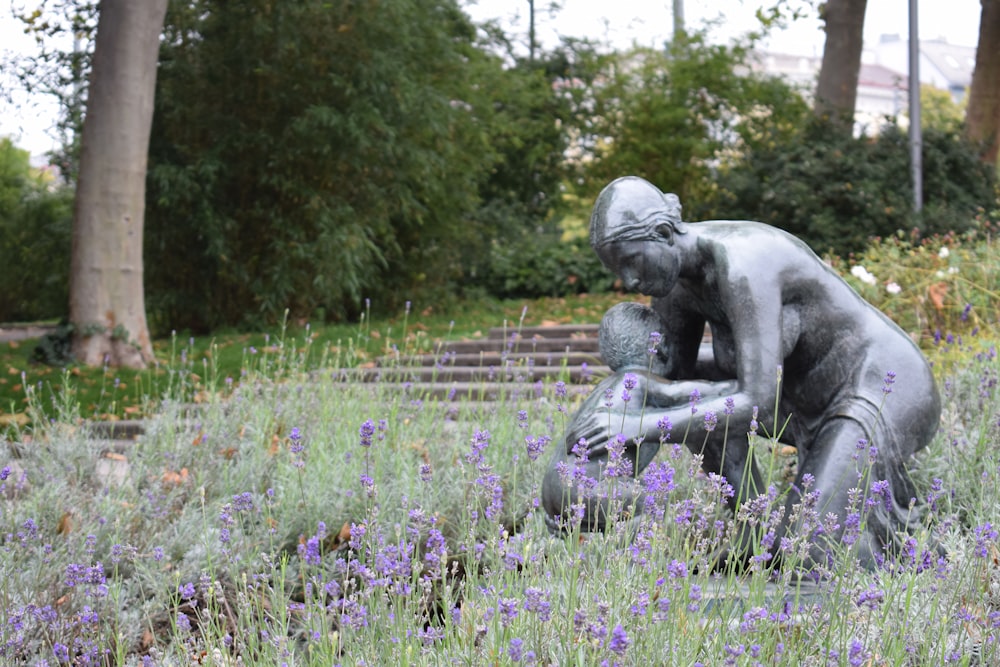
top-left (886, 282), bottom-right (901, 295)
top-left (948, 266), bottom-right (959, 275)
top-left (938, 247), bottom-right (950, 258)
top-left (850, 265), bottom-right (877, 286)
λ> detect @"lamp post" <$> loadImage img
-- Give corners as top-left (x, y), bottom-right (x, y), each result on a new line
top-left (908, 0), bottom-right (922, 212)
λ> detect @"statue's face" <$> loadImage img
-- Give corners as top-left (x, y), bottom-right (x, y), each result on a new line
top-left (597, 239), bottom-right (680, 297)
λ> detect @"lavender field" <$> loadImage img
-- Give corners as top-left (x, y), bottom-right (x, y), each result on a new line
top-left (3, 228), bottom-right (1000, 665)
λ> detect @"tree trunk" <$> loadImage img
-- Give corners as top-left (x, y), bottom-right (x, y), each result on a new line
top-left (814, 0), bottom-right (868, 128)
top-left (966, 0), bottom-right (1000, 165)
top-left (69, 0), bottom-right (168, 368)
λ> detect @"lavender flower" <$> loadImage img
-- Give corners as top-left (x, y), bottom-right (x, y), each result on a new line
top-left (525, 434), bottom-right (550, 461)
top-left (606, 433), bottom-right (631, 478)
top-left (974, 522), bottom-right (998, 558)
top-left (689, 389), bottom-right (701, 414)
top-left (882, 370), bottom-right (896, 395)
top-left (647, 330), bottom-right (662, 355)
top-left (508, 638), bottom-right (524, 662)
top-left (856, 584), bottom-right (884, 610)
top-left (289, 427), bottom-right (306, 469)
top-left (609, 623), bottom-right (630, 655)
top-left (724, 396), bottom-right (735, 416)
top-left (523, 587), bottom-right (551, 621)
top-left (703, 410), bottom-right (718, 433)
top-left (359, 419), bottom-right (375, 447)
top-left (498, 597), bottom-right (519, 627)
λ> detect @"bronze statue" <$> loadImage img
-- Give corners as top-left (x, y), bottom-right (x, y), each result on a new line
top-left (541, 176), bottom-right (941, 571)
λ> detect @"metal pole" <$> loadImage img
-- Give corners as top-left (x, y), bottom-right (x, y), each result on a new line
top-left (908, 0), bottom-right (922, 212)
top-left (673, 0), bottom-right (685, 39)
top-left (528, 0), bottom-right (536, 62)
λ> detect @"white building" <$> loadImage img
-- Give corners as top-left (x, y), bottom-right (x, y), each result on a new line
top-left (868, 34), bottom-right (975, 102)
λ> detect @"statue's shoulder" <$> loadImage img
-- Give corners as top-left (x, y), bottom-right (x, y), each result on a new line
top-left (694, 219), bottom-right (813, 254)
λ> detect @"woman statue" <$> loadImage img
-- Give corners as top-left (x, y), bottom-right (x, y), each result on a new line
top-left (541, 176), bottom-right (941, 570)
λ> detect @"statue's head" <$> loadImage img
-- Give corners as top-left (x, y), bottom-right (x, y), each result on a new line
top-left (599, 301), bottom-right (672, 375)
top-left (590, 176), bottom-right (684, 251)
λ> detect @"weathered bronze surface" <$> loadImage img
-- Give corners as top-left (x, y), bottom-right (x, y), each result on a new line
top-left (541, 176), bottom-right (941, 570)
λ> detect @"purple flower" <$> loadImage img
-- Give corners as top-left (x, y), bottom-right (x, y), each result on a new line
top-left (555, 381), bottom-right (567, 399)
top-left (609, 623), bottom-right (630, 655)
top-left (232, 492), bottom-right (254, 512)
top-left (703, 411), bottom-right (718, 433)
top-left (689, 389), bottom-right (701, 414)
top-left (298, 522), bottom-right (325, 566)
top-left (856, 584), bottom-right (884, 610)
top-left (178, 582), bottom-right (196, 599)
top-left (289, 428), bottom-right (306, 468)
top-left (289, 427), bottom-right (303, 452)
top-left (525, 435), bottom-right (550, 462)
top-left (606, 433), bottom-right (631, 478)
top-left (419, 463), bottom-right (433, 482)
top-left (961, 303), bottom-right (972, 321)
top-left (508, 638), bottom-right (524, 662)
top-left (53, 643), bottom-right (70, 662)
top-left (0, 466), bottom-right (9, 481)
top-left (647, 331), bottom-right (662, 355)
top-left (724, 396), bottom-right (735, 416)
top-left (974, 522), bottom-right (998, 558)
top-left (523, 587), bottom-right (551, 621)
top-left (176, 612), bottom-right (192, 632)
top-left (882, 370), bottom-right (896, 394)
top-left (749, 406), bottom-right (759, 434)
top-left (868, 479), bottom-right (891, 512)
top-left (499, 597), bottom-right (519, 627)
top-left (359, 419), bottom-right (375, 448)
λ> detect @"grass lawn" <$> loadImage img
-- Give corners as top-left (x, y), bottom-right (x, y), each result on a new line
top-left (0, 293), bottom-right (628, 428)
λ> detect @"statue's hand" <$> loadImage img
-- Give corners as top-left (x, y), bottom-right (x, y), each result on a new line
top-left (564, 413), bottom-right (612, 455)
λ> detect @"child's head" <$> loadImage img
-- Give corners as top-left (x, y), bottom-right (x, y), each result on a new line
top-left (599, 302), bottom-right (671, 375)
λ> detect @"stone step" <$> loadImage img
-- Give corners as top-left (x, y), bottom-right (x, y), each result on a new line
top-left (435, 336), bottom-right (599, 355)
top-left (349, 364), bottom-right (610, 384)
top-left (339, 380), bottom-right (595, 402)
top-left (486, 323), bottom-right (599, 339)
top-left (378, 350), bottom-right (604, 368)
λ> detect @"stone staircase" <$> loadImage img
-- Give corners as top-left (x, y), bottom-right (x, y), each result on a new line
top-left (351, 323), bottom-right (608, 400)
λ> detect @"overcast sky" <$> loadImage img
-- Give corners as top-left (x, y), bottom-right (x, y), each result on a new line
top-left (0, 0), bottom-right (983, 158)
top-left (464, 0), bottom-right (981, 54)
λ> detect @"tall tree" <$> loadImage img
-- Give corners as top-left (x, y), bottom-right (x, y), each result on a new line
top-left (145, 0), bottom-right (523, 331)
top-left (814, 0), bottom-right (867, 128)
top-left (966, 0), bottom-right (1000, 165)
top-left (69, 0), bottom-right (167, 367)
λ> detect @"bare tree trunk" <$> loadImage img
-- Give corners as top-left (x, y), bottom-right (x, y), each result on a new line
top-left (966, 0), bottom-right (1000, 165)
top-left (69, 0), bottom-right (168, 368)
top-left (814, 0), bottom-right (868, 128)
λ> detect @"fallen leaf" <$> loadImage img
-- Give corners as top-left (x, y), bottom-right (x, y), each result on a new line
top-left (7, 341), bottom-right (18, 349)
top-left (928, 282), bottom-right (948, 311)
top-left (57, 512), bottom-right (73, 535)
top-left (161, 468), bottom-right (189, 487)
top-left (0, 412), bottom-right (29, 427)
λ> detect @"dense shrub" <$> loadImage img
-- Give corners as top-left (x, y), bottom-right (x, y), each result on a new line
top-left (470, 232), bottom-right (616, 299)
top-left (704, 120), bottom-right (997, 257)
top-left (832, 215), bottom-right (1000, 349)
top-left (0, 138), bottom-right (73, 323)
